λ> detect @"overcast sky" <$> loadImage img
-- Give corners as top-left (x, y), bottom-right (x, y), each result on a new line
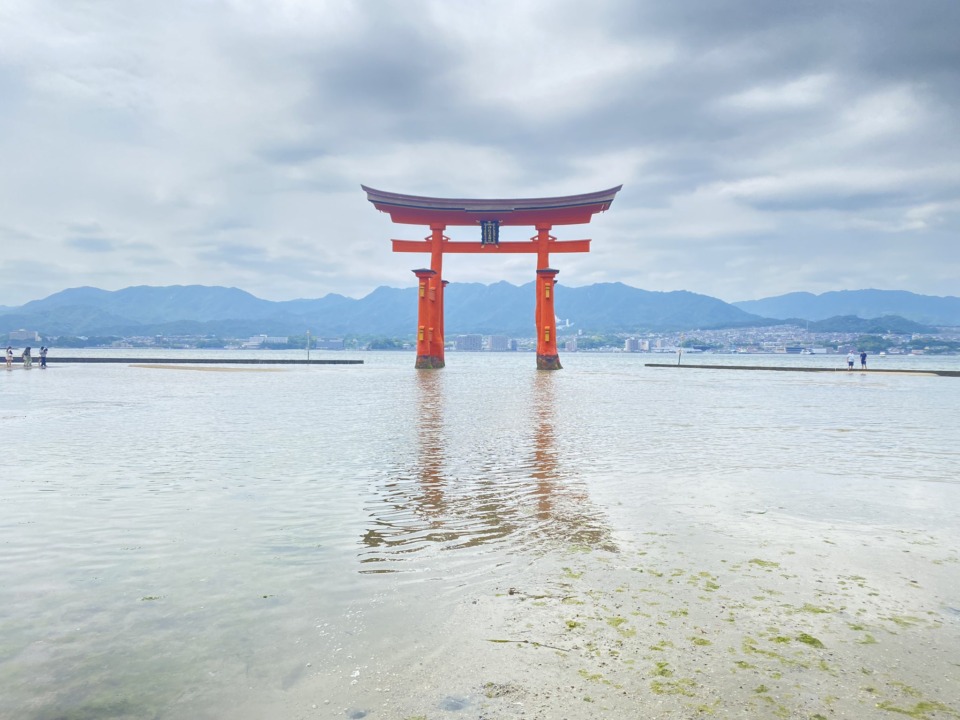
top-left (2, 0), bottom-right (958, 306)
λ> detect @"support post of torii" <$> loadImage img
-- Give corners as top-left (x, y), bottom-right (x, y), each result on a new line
top-left (363, 184), bottom-right (621, 370)
top-left (533, 222), bottom-right (561, 369)
top-left (536, 268), bottom-right (561, 370)
top-left (412, 268), bottom-right (443, 369)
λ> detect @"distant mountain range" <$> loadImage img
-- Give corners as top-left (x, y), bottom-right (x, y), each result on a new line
top-left (733, 290), bottom-right (960, 326)
top-left (0, 284), bottom-right (956, 338)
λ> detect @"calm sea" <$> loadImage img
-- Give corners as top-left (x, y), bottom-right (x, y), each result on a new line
top-left (2, 350), bottom-right (959, 718)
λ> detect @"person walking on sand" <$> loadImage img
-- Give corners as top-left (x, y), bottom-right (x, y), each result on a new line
top-left (22, 347), bottom-right (32, 369)
top-left (860, 351), bottom-right (867, 370)
top-left (846, 351), bottom-right (855, 370)
top-left (40, 346), bottom-right (48, 369)
top-left (5, 346), bottom-right (12, 370)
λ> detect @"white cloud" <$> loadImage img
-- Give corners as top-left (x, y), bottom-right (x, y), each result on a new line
top-left (843, 199), bottom-right (960, 233)
top-left (712, 164), bottom-right (960, 207)
top-left (718, 73), bottom-right (836, 112)
top-left (431, 2), bottom-right (676, 121)
top-left (836, 86), bottom-right (928, 144)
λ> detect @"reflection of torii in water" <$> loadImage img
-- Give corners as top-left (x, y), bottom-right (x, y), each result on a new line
top-left (411, 371), bottom-right (445, 518)
top-left (358, 373), bottom-right (615, 571)
top-left (359, 371), bottom-right (527, 568)
top-left (358, 372), bottom-right (451, 570)
top-left (525, 372), bottom-right (616, 551)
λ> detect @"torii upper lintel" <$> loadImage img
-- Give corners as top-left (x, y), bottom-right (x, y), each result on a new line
top-left (362, 185), bottom-right (622, 226)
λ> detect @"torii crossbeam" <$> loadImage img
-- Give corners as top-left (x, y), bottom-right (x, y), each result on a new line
top-left (363, 185), bottom-right (621, 369)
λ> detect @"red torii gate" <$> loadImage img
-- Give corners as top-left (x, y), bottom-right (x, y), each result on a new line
top-left (362, 185), bottom-right (621, 369)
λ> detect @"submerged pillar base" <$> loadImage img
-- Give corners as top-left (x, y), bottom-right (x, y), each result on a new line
top-left (415, 355), bottom-right (445, 369)
top-left (536, 354), bottom-right (562, 370)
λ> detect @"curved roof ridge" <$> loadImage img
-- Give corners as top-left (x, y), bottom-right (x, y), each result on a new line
top-left (362, 185), bottom-right (622, 226)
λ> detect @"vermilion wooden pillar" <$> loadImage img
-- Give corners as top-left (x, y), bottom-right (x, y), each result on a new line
top-left (536, 268), bottom-right (561, 370)
top-left (438, 279), bottom-right (449, 363)
top-left (413, 268), bottom-right (443, 369)
top-left (429, 225), bottom-right (446, 367)
top-left (533, 224), bottom-right (561, 369)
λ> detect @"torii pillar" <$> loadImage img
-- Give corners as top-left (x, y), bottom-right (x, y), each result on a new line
top-left (412, 268), bottom-right (442, 368)
top-left (536, 268), bottom-right (561, 370)
top-left (363, 184), bottom-right (622, 370)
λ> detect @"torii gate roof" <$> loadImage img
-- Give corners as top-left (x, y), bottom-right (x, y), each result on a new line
top-left (362, 185), bottom-right (622, 226)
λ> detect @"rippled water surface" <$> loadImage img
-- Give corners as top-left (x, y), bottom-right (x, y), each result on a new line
top-left (2, 351), bottom-right (959, 718)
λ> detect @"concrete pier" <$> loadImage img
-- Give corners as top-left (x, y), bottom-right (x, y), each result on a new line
top-left (645, 363), bottom-right (959, 378)
top-left (10, 357), bottom-right (363, 365)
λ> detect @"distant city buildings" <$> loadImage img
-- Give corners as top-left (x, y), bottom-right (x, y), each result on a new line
top-left (455, 334), bottom-right (483, 352)
top-left (622, 337), bottom-right (650, 352)
top-left (5, 320), bottom-right (955, 355)
top-left (451, 335), bottom-right (520, 351)
top-left (242, 334), bottom-right (289, 348)
top-left (486, 335), bottom-right (512, 351)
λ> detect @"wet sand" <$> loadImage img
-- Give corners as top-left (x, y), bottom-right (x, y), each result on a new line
top-left (129, 364), bottom-right (287, 372)
top-left (277, 510), bottom-right (960, 720)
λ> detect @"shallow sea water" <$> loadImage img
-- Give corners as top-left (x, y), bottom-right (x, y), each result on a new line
top-left (2, 350), bottom-right (959, 719)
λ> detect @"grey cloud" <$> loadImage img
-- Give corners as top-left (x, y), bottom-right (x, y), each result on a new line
top-left (263, 10), bottom-right (462, 151)
top-left (66, 236), bottom-right (117, 252)
top-left (257, 140), bottom-right (329, 166)
top-left (66, 220), bottom-right (106, 234)
top-left (195, 242), bottom-right (267, 266)
top-left (193, 238), bottom-right (347, 291)
top-left (0, 259), bottom-right (75, 307)
top-left (0, 224), bottom-right (42, 243)
top-left (747, 191), bottom-right (917, 213)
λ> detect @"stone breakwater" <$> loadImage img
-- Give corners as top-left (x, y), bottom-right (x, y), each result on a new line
top-left (647, 362), bottom-right (960, 377)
